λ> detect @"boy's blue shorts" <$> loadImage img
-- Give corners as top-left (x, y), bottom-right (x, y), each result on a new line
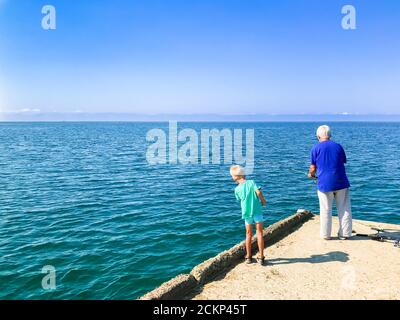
top-left (244, 214), bottom-right (264, 225)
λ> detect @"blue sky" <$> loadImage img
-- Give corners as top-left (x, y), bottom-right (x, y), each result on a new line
top-left (0, 0), bottom-right (399, 117)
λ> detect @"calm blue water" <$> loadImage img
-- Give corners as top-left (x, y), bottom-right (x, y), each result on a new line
top-left (0, 122), bottom-right (399, 299)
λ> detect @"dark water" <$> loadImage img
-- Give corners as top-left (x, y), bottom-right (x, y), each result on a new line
top-left (0, 122), bottom-right (399, 299)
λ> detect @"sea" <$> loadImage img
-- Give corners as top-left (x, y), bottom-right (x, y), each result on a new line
top-left (0, 122), bottom-right (399, 299)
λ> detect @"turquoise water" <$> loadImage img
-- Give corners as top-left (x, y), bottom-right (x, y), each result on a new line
top-left (0, 122), bottom-right (399, 299)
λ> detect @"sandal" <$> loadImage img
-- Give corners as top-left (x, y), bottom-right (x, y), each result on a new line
top-left (257, 256), bottom-right (265, 266)
top-left (245, 257), bottom-right (252, 264)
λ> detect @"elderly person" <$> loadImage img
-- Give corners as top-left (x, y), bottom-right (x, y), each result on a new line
top-left (308, 125), bottom-right (352, 240)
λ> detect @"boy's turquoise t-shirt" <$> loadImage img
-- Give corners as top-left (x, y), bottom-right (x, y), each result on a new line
top-left (234, 180), bottom-right (263, 219)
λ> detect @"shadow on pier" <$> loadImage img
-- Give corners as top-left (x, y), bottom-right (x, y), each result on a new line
top-left (267, 251), bottom-right (349, 265)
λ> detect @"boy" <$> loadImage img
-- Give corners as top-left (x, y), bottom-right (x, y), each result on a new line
top-left (230, 165), bottom-right (267, 265)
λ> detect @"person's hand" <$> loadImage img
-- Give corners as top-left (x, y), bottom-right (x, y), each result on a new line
top-left (307, 172), bottom-right (315, 179)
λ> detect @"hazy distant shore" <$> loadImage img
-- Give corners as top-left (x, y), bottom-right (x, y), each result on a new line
top-left (2, 113), bottom-right (400, 122)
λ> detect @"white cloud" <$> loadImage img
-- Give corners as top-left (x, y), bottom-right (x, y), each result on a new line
top-left (18, 108), bottom-right (41, 113)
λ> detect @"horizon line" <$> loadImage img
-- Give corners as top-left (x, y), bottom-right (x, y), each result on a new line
top-left (3, 111), bottom-right (400, 116)
top-left (2, 112), bottom-right (400, 123)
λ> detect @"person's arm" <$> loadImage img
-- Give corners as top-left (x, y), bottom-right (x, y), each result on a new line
top-left (255, 189), bottom-right (267, 206)
top-left (308, 146), bottom-right (317, 179)
top-left (308, 164), bottom-right (317, 178)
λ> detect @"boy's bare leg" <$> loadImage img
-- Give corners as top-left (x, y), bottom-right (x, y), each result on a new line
top-left (245, 224), bottom-right (253, 258)
top-left (255, 222), bottom-right (264, 258)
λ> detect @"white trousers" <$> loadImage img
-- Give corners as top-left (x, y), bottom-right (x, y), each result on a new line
top-left (317, 188), bottom-right (352, 238)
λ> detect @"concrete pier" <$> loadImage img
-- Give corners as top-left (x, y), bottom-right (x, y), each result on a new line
top-left (140, 212), bottom-right (400, 300)
top-left (192, 216), bottom-right (400, 300)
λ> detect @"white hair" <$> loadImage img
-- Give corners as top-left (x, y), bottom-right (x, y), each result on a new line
top-left (316, 125), bottom-right (331, 139)
top-left (230, 165), bottom-right (246, 177)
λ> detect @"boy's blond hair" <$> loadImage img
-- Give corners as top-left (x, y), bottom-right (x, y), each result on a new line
top-left (230, 165), bottom-right (246, 180)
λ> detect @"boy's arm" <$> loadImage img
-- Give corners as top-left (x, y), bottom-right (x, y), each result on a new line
top-left (255, 189), bottom-right (267, 206)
